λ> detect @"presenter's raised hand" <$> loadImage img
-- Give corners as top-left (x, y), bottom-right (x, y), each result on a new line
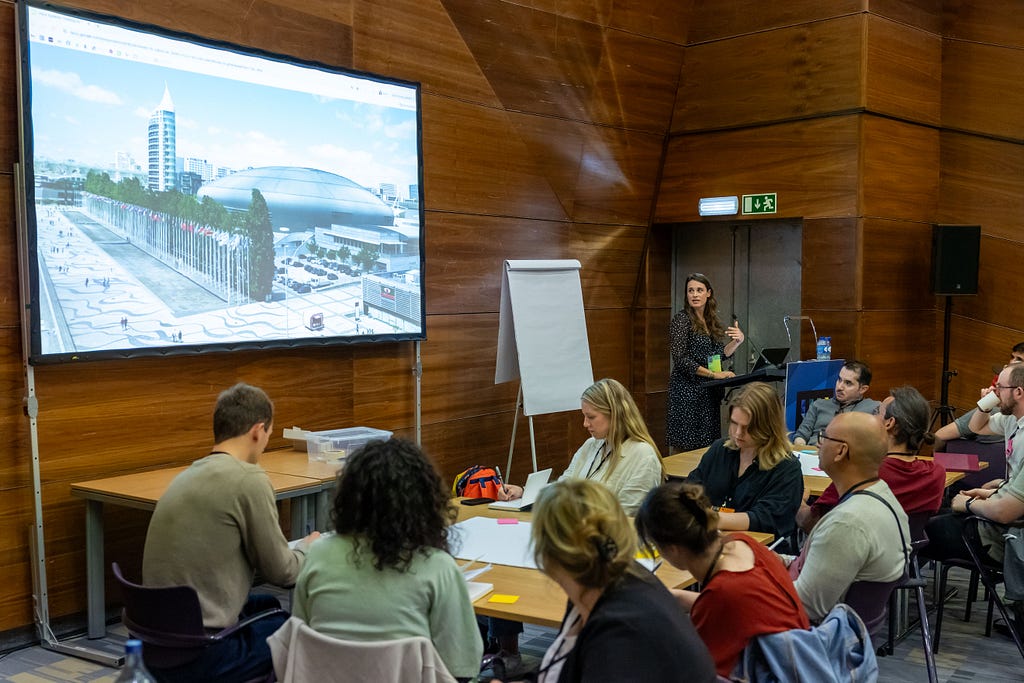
top-left (726, 322), bottom-right (745, 344)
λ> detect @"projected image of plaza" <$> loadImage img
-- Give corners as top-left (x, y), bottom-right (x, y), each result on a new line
top-left (27, 6), bottom-right (422, 358)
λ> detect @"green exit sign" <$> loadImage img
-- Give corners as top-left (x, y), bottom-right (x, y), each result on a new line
top-left (742, 193), bottom-right (777, 215)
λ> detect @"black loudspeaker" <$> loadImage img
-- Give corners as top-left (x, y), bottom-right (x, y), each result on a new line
top-left (931, 224), bottom-right (980, 295)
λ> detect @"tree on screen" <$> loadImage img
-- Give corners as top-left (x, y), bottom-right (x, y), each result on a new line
top-left (246, 189), bottom-right (274, 300)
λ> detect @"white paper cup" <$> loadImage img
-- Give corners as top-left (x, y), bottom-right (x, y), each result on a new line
top-left (977, 391), bottom-right (1000, 412)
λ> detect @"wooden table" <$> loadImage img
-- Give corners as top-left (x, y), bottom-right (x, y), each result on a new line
top-left (663, 448), bottom-right (984, 497)
top-left (261, 448), bottom-right (343, 531)
top-left (70, 463), bottom-right (323, 639)
top-left (454, 499), bottom-right (772, 627)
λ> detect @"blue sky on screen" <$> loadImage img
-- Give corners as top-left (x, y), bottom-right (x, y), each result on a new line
top-left (28, 40), bottom-right (419, 192)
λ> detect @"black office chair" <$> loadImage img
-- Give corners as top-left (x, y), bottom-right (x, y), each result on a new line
top-left (882, 511), bottom-right (938, 683)
top-left (958, 516), bottom-right (1024, 659)
top-left (844, 578), bottom-right (904, 647)
top-left (112, 562), bottom-right (285, 673)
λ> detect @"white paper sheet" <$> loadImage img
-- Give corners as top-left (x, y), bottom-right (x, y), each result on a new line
top-left (793, 451), bottom-right (830, 479)
top-left (450, 516), bottom-right (537, 569)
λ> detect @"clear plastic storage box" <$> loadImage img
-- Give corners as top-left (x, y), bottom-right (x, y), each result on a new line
top-left (305, 427), bottom-right (393, 463)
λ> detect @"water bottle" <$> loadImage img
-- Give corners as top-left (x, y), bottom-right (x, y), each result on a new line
top-left (115, 640), bottom-right (157, 683)
top-left (816, 337), bottom-right (831, 361)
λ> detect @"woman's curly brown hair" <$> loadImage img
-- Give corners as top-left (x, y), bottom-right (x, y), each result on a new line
top-left (331, 437), bottom-right (457, 571)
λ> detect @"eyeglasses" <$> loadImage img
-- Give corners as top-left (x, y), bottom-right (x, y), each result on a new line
top-left (994, 384), bottom-right (1021, 392)
top-left (816, 429), bottom-right (847, 445)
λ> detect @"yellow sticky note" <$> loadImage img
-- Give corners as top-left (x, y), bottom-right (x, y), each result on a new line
top-left (488, 594), bottom-right (520, 604)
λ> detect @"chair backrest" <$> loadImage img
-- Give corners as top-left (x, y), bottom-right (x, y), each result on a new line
top-left (843, 578), bottom-right (903, 642)
top-left (732, 603), bottom-right (878, 682)
top-left (268, 616), bottom-right (457, 683)
top-left (112, 562), bottom-right (212, 668)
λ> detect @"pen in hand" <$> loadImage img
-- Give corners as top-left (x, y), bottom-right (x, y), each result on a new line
top-left (494, 465), bottom-right (509, 499)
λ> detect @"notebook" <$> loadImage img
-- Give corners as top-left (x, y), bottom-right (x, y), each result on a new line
top-left (933, 452), bottom-right (981, 472)
top-left (488, 468), bottom-right (553, 511)
top-left (752, 347), bottom-right (790, 371)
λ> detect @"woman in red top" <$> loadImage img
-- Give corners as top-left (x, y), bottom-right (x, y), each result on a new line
top-left (635, 481), bottom-right (809, 677)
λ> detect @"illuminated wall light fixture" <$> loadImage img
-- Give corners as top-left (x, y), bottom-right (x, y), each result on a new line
top-left (698, 196), bottom-right (739, 216)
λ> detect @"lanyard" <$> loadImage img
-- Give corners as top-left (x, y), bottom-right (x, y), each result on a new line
top-left (586, 442), bottom-right (611, 479)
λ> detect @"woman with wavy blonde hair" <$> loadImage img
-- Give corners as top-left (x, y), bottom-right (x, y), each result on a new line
top-left (685, 382), bottom-right (803, 542)
top-left (500, 378), bottom-right (664, 515)
top-left (529, 479), bottom-right (715, 683)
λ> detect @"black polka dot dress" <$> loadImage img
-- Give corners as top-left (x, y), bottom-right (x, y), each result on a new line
top-left (667, 310), bottom-right (727, 451)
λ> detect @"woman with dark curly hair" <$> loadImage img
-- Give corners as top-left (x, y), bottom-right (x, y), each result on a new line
top-left (292, 438), bottom-right (483, 680)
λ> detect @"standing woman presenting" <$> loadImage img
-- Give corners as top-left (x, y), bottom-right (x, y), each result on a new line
top-left (668, 273), bottom-right (745, 452)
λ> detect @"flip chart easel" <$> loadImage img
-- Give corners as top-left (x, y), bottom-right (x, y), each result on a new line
top-left (495, 260), bottom-right (594, 478)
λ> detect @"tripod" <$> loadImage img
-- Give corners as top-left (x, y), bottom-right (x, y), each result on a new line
top-left (931, 295), bottom-right (958, 429)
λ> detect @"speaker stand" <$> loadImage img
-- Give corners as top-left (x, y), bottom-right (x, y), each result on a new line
top-left (931, 295), bottom-right (957, 429)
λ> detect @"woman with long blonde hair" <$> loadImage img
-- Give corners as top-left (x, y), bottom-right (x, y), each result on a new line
top-left (685, 382), bottom-right (803, 541)
top-left (500, 378), bottom-right (664, 515)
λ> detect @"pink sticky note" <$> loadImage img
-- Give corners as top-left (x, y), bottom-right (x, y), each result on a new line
top-left (497, 518), bottom-right (519, 525)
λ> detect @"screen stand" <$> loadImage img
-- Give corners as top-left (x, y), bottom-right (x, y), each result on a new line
top-left (506, 384), bottom-right (539, 481)
top-left (413, 341), bottom-right (422, 445)
top-left (14, 164), bottom-right (123, 667)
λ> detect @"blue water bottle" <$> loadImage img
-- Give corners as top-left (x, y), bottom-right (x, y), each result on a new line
top-left (115, 640), bottom-right (157, 682)
top-left (816, 337), bottom-right (831, 361)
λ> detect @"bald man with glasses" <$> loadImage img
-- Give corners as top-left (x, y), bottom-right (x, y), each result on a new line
top-left (780, 412), bottom-right (910, 622)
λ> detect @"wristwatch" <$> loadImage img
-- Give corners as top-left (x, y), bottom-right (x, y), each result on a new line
top-left (964, 497), bottom-right (975, 515)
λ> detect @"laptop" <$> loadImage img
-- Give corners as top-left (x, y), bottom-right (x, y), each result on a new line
top-left (488, 468), bottom-right (553, 511)
top-left (752, 347), bottom-right (790, 371)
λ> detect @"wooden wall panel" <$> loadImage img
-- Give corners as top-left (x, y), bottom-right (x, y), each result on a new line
top-left (858, 309), bottom-right (938, 396)
top-left (939, 131), bottom-right (1024, 238)
top-left (67, 0), bottom-right (354, 66)
top-left (437, 1), bottom-right (686, 132)
top-left (860, 219), bottom-right (935, 311)
top-left (944, 315), bottom-right (1024, 418)
top-left (943, 0), bottom-right (1024, 49)
top-left (794, 311), bottom-right (860, 364)
top-left (672, 15), bottom-right (864, 133)
top-left (861, 116), bottom-right (940, 222)
top-left (421, 96), bottom-right (569, 221)
top-left (867, 0), bottom-right (942, 34)
top-left (686, 0), bottom-right (862, 44)
top-left (424, 214), bottom-right (568, 316)
top-left (949, 236), bottom-right (1024, 332)
top-left (801, 218), bottom-right (860, 311)
top-left (656, 116), bottom-right (861, 223)
top-left (865, 15), bottom-right (941, 125)
top-left (942, 41), bottom-right (1024, 141)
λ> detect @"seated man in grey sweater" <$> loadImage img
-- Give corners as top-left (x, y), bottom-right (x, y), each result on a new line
top-left (782, 412), bottom-right (910, 622)
top-left (143, 383), bottom-right (319, 683)
top-left (792, 360), bottom-right (880, 446)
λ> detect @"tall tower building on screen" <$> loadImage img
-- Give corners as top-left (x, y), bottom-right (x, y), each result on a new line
top-left (148, 84), bottom-right (176, 191)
